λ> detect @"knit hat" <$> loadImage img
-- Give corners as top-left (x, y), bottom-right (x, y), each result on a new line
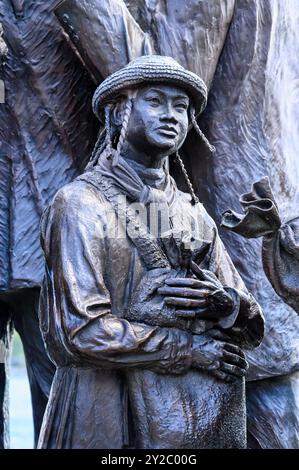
top-left (92, 55), bottom-right (207, 120)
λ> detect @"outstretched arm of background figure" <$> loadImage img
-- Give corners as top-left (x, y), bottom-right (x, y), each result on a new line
top-left (221, 177), bottom-right (299, 315)
top-left (54, 0), bottom-right (152, 82)
top-left (40, 185), bottom-right (193, 375)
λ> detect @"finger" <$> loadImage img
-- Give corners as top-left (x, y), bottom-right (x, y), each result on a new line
top-left (198, 269), bottom-right (220, 285)
top-left (213, 370), bottom-right (235, 383)
top-left (222, 351), bottom-right (248, 370)
top-left (158, 286), bottom-right (213, 298)
top-left (165, 278), bottom-right (215, 290)
top-left (220, 363), bottom-right (246, 377)
top-left (223, 343), bottom-right (246, 358)
top-left (164, 297), bottom-right (209, 308)
top-left (208, 329), bottom-right (232, 342)
top-left (191, 264), bottom-right (222, 286)
top-left (176, 308), bottom-right (210, 319)
top-left (175, 310), bottom-right (196, 319)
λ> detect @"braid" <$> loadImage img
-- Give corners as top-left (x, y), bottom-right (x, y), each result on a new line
top-left (190, 108), bottom-right (215, 153)
top-left (113, 98), bottom-right (133, 166)
top-left (175, 151), bottom-right (199, 206)
top-left (104, 104), bottom-right (112, 152)
top-left (85, 105), bottom-right (113, 170)
top-left (85, 130), bottom-right (105, 170)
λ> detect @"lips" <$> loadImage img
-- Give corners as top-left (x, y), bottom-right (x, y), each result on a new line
top-left (156, 126), bottom-right (178, 137)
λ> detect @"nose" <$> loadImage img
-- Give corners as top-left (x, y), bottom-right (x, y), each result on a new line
top-left (160, 102), bottom-right (178, 124)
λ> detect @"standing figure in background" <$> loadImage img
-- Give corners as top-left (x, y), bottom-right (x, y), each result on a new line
top-left (0, 0), bottom-right (97, 447)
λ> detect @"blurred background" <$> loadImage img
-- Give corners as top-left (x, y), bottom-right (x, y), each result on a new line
top-left (10, 334), bottom-right (33, 449)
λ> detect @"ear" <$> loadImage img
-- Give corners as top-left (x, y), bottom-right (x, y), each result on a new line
top-left (187, 103), bottom-right (196, 131)
top-left (111, 97), bottom-right (128, 128)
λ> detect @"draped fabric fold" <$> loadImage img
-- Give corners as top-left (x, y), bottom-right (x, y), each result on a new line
top-left (222, 177), bottom-right (299, 314)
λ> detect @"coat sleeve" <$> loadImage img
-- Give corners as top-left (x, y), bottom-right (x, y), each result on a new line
top-left (262, 219), bottom-right (299, 314)
top-left (39, 183), bottom-right (193, 373)
top-left (202, 214), bottom-right (265, 350)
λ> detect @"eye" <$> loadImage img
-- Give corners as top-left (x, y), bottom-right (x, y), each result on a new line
top-left (145, 96), bottom-right (161, 106)
top-left (174, 102), bottom-right (188, 112)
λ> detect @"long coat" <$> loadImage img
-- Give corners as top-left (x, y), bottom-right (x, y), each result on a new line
top-left (38, 168), bottom-right (263, 449)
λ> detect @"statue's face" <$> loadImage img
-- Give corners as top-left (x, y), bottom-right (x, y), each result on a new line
top-left (125, 84), bottom-right (190, 158)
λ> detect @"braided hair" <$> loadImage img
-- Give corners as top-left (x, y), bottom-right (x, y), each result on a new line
top-left (85, 104), bottom-right (113, 170)
top-left (190, 107), bottom-right (215, 153)
top-left (113, 98), bottom-right (134, 166)
top-left (104, 104), bottom-right (113, 153)
top-left (175, 151), bottom-right (199, 205)
top-left (85, 92), bottom-right (136, 170)
top-left (172, 105), bottom-right (215, 205)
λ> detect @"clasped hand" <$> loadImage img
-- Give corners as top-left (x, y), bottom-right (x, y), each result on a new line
top-left (157, 270), bottom-right (234, 321)
top-left (191, 334), bottom-right (248, 381)
top-left (157, 271), bottom-right (248, 380)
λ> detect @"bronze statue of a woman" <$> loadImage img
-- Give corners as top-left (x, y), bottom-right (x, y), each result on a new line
top-left (38, 55), bottom-right (264, 449)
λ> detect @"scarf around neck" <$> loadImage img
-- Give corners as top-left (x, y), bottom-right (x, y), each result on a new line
top-left (93, 149), bottom-right (177, 208)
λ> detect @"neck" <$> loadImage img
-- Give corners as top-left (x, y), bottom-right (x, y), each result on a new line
top-left (121, 141), bottom-right (168, 169)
